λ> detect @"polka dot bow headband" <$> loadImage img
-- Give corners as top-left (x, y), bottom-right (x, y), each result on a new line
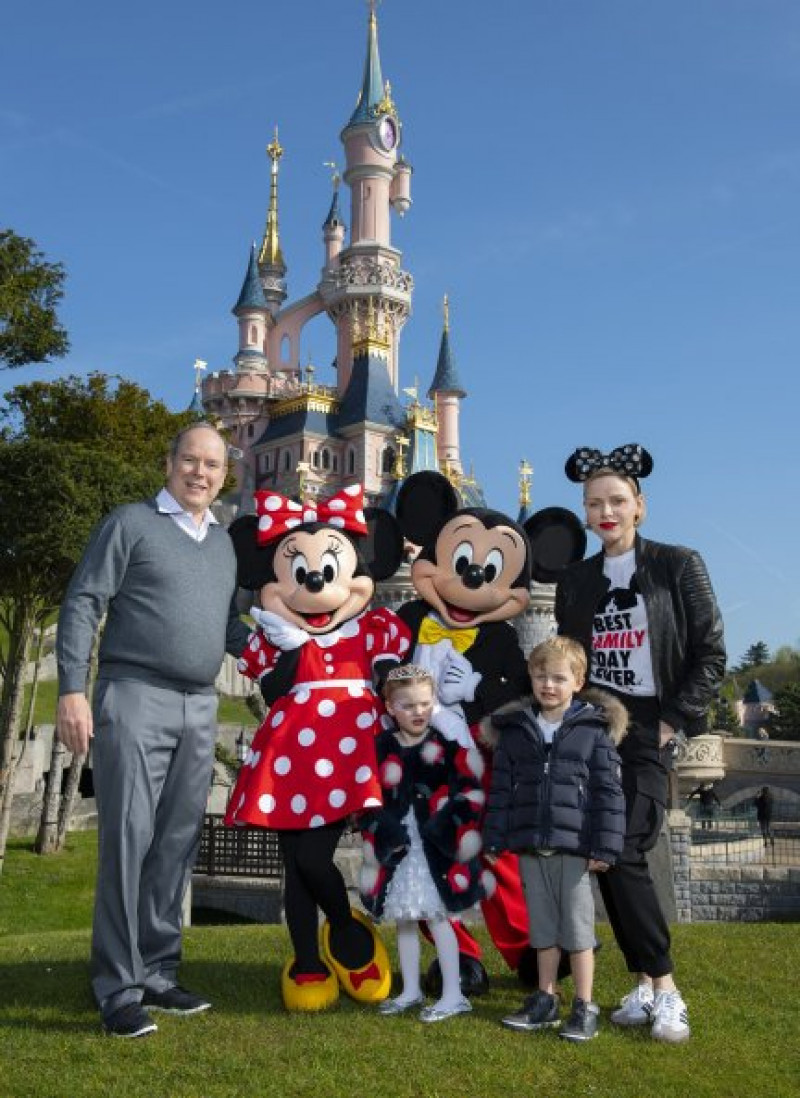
top-left (254, 484), bottom-right (368, 545)
top-left (564, 444), bottom-right (654, 484)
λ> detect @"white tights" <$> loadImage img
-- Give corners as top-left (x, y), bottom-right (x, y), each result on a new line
top-left (395, 918), bottom-right (463, 1009)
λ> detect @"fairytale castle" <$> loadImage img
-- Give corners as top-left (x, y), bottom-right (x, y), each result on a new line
top-left (198, 4), bottom-right (484, 512)
top-left (196, 3), bottom-right (556, 650)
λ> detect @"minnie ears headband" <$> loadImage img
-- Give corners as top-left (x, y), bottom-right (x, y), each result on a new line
top-left (253, 484), bottom-right (367, 545)
top-left (565, 444), bottom-right (654, 485)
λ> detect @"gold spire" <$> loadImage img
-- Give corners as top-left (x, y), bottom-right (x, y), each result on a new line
top-left (443, 293), bottom-right (450, 333)
top-left (519, 459), bottom-right (534, 509)
top-left (393, 433), bottom-right (409, 479)
top-left (259, 126), bottom-right (286, 272)
top-left (375, 78), bottom-right (397, 117)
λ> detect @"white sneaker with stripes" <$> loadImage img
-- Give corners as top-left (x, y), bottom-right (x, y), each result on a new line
top-left (610, 982), bottom-right (654, 1027)
top-left (651, 989), bottom-right (691, 1043)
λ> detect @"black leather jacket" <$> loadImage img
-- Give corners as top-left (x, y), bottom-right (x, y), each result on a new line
top-left (555, 535), bottom-right (725, 738)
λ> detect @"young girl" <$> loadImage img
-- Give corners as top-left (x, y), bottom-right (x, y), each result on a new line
top-left (360, 665), bottom-right (491, 1022)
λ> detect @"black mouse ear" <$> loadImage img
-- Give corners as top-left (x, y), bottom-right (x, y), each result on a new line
top-left (395, 471), bottom-right (460, 547)
top-left (362, 508), bottom-right (404, 581)
top-left (228, 514), bottom-right (269, 590)
top-left (523, 507), bottom-right (587, 583)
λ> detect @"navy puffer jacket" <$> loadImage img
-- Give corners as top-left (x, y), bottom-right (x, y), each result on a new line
top-left (483, 691), bottom-right (627, 866)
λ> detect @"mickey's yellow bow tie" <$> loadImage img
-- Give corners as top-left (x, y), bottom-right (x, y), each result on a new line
top-left (418, 617), bottom-right (478, 653)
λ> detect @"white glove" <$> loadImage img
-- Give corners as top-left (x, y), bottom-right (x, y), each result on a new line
top-left (250, 607), bottom-right (309, 651)
top-left (438, 649), bottom-right (482, 705)
top-left (429, 704), bottom-right (474, 749)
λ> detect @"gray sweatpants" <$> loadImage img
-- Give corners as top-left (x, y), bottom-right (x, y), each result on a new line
top-left (90, 679), bottom-right (218, 1018)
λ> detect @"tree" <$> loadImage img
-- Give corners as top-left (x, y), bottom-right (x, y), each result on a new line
top-left (0, 230), bottom-right (69, 369)
top-left (709, 695), bottom-right (741, 735)
top-left (0, 374), bottom-right (195, 870)
top-left (770, 683), bottom-right (800, 742)
top-left (735, 641), bottom-right (770, 673)
top-left (0, 372), bottom-right (192, 465)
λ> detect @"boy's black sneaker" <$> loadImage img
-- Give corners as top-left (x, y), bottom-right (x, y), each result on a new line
top-left (501, 989), bottom-right (560, 1031)
top-left (103, 1003), bottom-right (157, 1039)
top-left (559, 998), bottom-right (599, 1042)
top-left (142, 985), bottom-right (211, 1015)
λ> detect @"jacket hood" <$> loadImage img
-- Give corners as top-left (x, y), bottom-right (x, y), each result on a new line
top-left (478, 687), bottom-right (629, 749)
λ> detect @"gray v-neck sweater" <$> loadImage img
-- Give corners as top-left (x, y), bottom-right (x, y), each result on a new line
top-left (57, 498), bottom-right (248, 695)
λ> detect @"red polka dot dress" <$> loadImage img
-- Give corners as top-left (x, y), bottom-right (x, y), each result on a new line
top-left (225, 609), bottom-right (411, 831)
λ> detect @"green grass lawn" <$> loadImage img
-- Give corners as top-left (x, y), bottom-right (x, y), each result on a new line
top-left (23, 680), bottom-right (256, 729)
top-left (1, 835), bottom-right (798, 1098)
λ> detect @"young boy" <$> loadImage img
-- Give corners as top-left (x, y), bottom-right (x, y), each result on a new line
top-left (483, 637), bottom-right (626, 1041)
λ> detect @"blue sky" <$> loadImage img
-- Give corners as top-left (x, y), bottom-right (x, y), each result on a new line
top-left (2, 0), bottom-right (798, 666)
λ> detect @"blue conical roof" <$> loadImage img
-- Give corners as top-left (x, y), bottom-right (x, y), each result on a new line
top-left (323, 186), bottom-right (345, 230)
top-left (349, 10), bottom-right (384, 125)
top-left (428, 326), bottom-right (465, 398)
top-left (187, 388), bottom-right (206, 420)
top-left (233, 244), bottom-right (267, 313)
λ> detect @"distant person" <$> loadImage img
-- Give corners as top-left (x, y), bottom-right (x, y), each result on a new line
top-left (687, 783), bottom-right (721, 829)
top-left (556, 444), bottom-right (725, 1043)
top-left (56, 423), bottom-right (249, 1038)
top-left (484, 637), bottom-right (626, 1042)
top-left (755, 786), bottom-right (775, 848)
top-left (756, 726), bottom-right (770, 741)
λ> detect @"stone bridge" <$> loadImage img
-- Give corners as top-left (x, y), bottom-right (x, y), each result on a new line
top-left (676, 734), bottom-right (800, 809)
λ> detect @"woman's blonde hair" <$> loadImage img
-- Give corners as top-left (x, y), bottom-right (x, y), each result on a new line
top-left (582, 468), bottom-right (647, 526)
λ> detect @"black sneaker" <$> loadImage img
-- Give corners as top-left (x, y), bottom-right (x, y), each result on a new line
top-left (559, 998), bottom-right (599, 1042)
top-left (103, 1003), bottom-right (157, 1039)
top-left (501, 990), bottom-right (560, 1031)
top-left (142, 985), bottom-right (212, 1015)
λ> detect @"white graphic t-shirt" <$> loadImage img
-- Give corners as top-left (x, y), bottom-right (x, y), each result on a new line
top-left (590, 549), bottom-right (656, 696)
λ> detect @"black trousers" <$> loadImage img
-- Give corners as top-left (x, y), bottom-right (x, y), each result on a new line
top-left (598, 762), bottom-right (673, 979)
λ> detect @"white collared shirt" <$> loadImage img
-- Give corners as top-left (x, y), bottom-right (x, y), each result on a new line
top-left (156, 487), bottom-right (218, 543)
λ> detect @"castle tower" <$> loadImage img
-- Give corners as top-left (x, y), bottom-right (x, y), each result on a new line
top-left (258, 128), bottom-right (288, 314)
top-left (322, 172), bottom-right (346, 272)
top-left (428, 294), bottom-right (466, 475)
top-left (232, 243), bottom-right (269, 372)
top-left (319, 2), bottom-right (414, 395)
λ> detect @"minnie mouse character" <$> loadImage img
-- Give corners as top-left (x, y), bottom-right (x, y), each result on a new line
top-left (394, 471), bottom-right (586, 992)
top-left (224, 484), bottom-right (411, 1012)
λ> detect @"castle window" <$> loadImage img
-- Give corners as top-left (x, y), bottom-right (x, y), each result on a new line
top-left (332, 455), bottom-right (339, 473)
top-left (263, 451), bottom-right (272, 472)
top-left (347, 448), bottom-right (355, 475)
top-left (283, 450), bottom-right (292, 472)
top-left (381, 447), bottom-right (395, 474)
top-left (247, 424), bottom-right (254, 438)
top-left (249, 324), bottom-right (257, 344)
top-left (321, 448), bottom-right (331, 471)
top-left (312, 450), bottom-right (320, 469)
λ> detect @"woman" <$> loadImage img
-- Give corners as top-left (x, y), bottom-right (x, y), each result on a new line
top-left (555, 444), bottom-right (725, 1043)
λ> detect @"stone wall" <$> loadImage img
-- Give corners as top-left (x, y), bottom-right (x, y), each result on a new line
top-left (666, 809), bottom-right (800, 922)
top-left (689, 864), bottom-right (800, 922)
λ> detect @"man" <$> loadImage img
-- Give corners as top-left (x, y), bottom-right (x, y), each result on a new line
top-left (56, 423), bottom-right (250, 1038)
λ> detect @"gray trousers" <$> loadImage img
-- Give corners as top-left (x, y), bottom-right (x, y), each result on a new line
top-left (91, 679), bottom-right (217, 1018)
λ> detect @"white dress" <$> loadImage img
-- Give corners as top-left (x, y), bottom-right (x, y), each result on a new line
top-left (381, 808), bottom-right (447, 922)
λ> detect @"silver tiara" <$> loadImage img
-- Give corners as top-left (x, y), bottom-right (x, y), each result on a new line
top-left (385, 664), bottom-right (432, 684)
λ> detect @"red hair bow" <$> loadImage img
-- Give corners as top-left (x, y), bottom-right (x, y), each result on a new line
top-left (254, 485), bottom-right (368, 545)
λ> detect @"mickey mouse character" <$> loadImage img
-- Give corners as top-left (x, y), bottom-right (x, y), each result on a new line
top-left (224, 484), bottom-right (411, 1012)
top-left (394, 471), bottom-right (585, 992)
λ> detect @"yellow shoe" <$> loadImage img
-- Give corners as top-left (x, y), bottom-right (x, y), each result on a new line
top-left (280, 958), bottom-right (339, 1012)
top-left (320, 909), bottom-right (392, 1004)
